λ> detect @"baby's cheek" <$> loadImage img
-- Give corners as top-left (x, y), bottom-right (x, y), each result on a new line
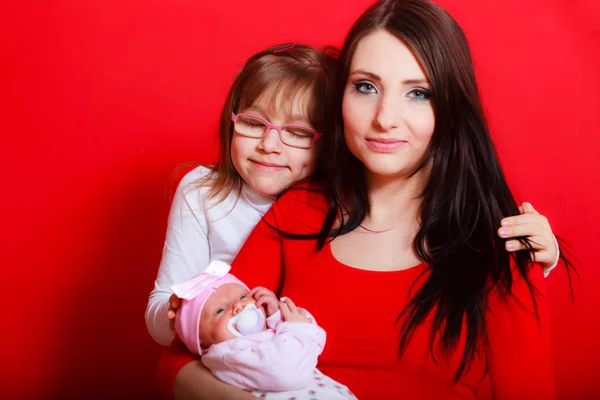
top-left (215, 320), bottom-right (235, 343)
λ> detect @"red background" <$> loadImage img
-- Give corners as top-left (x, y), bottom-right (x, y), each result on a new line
top-left (1, 0), bottom-right (599, 398)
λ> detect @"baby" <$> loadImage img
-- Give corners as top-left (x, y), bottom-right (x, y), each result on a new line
top-left (173, 261), bottom-right (357, 400)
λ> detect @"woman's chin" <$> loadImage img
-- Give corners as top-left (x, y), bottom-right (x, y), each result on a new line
top-left (363, 162), bottom-right (411, 179)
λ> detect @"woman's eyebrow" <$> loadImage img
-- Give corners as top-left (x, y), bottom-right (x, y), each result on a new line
top-left (349, 70), bottom-right (429, 87)
top-left (402, 78), bottom-right (429, 86)
top-left (349, 69), bottom-right (381, 82)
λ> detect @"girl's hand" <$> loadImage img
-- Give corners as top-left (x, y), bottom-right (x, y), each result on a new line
top-left (167, 293), bottom-right (181, 336)
top-left (248, 287), bottom-right (280, 317)
top-left (279, 298), bottom-right (311, 323)
top-left (498, 202), bottom-right (558, 269)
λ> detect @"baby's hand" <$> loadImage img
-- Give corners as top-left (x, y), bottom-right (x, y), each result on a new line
top-left (248, 287), bottom-right (279, 317)
top-left (279, 298), bottom-right (311, 323)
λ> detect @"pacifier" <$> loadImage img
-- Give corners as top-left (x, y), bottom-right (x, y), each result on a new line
top-left (227, 303), bottom-right (266, 337)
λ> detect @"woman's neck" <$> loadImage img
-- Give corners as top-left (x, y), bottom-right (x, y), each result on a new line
top-left (363, 168), bottom-right (427, 231)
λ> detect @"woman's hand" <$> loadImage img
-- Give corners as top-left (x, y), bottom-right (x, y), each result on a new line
top-left (279, 298), bottom-right (311, 323)
top-left (174, 360), bottom-right (260, 400)
top-left (498, 202), bottom-right (558, 268)
top-left (167, 293), bottom-right (182, 336)
top-left (248, 287), bottom-right (279, 317)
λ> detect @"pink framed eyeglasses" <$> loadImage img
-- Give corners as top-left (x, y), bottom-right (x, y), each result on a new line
top-left (231, 113), bottom-right (321, 149)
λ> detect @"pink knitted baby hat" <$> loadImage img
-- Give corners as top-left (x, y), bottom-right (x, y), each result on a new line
top-left (171, 260), bottom-right (248, 356)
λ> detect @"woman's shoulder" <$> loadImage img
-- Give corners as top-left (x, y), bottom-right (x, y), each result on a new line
top-left (267, 179), bottom-right (329, 232)
top-left (275, 179), bottom-right (329, 211)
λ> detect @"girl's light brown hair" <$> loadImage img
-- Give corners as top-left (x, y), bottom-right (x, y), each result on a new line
top-left (198, 43), bottom-right (338, 204)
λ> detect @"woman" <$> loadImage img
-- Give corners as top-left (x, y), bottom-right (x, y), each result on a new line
top-left (159, 0), bottom-right (568, 398)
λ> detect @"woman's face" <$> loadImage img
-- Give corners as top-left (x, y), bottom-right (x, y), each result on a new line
top-left (342, 29), bottom-right (435, 181)
top-left (231, 88), bottom-right (320, 197)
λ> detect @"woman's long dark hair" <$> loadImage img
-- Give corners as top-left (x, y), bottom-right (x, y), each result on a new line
top-left (309, 0), bottom-right (573, 381)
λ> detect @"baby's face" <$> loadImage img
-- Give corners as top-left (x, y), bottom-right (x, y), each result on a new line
top-left (199, 283), bottom-right (267, 349)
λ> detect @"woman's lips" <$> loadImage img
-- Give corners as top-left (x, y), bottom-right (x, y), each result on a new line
top-left (366, 138), bottom-right (408, 152)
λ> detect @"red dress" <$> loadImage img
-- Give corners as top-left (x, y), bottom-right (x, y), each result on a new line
top-left (158, 185), bottom-right (555, 400)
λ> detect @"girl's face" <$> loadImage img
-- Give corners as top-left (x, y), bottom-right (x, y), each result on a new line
top-left (342, 29), bottom-right (435, 181)
top-left (199, 283), bottom-right (266, 349)
top-left (231, 89), bottom-right (320, 197)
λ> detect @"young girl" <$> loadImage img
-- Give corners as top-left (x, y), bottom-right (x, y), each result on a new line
top-left (145, 43), bottom-right (337, 345)
top-left (171, 260), bottom-right (356, 399)
top-left (159, 1), bottom-right (570, 399)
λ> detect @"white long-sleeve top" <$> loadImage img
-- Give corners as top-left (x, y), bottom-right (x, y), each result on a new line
top-left (145, 166), bottom-right (274, 345)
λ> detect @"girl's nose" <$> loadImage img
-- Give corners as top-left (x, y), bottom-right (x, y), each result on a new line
top-left (258, 128), bottom-right (283, 153)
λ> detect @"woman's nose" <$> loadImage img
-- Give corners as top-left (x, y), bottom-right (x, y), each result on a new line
top-left (373, 95), bottom-right (399, 131)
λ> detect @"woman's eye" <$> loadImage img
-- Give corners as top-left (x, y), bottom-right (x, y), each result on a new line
top-left (353, 82), bottom-right (378, 94)
top-left (407, 88), bottom-right (432, 101)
